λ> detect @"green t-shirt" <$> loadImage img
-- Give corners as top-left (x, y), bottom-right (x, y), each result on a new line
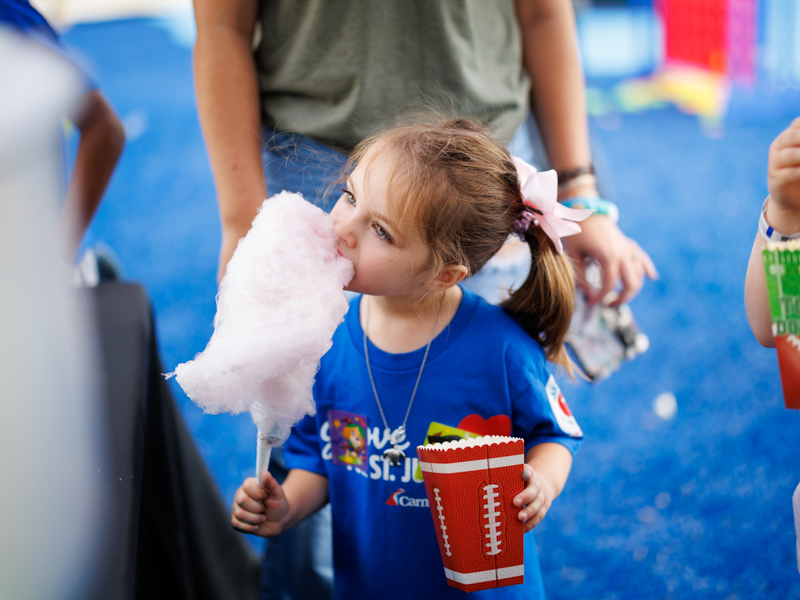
top-left (254, 0), bottom-right (530, 151)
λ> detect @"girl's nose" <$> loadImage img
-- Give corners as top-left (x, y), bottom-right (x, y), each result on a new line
top-left (333, 210), bottom-right (356, 248)
top-left (338, 225), bottom-right (356, 248)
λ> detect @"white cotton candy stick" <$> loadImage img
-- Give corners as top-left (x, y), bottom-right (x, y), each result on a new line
top-left (255, 437), bottom-right (272, 486)
top-left (168, 192), bottom-right (354, 480)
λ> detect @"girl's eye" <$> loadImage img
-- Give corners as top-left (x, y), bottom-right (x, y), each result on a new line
top-left (341, 187), bottom-right (355, 205)
top-left (374, 223), bottom-right (393, 244)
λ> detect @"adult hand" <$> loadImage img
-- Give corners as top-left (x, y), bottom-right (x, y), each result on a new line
top-left (231, 472), bottom-right (289, 538)
top-left (564, 214), bottom-right (658, 307)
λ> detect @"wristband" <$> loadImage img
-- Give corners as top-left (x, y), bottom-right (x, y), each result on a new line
top-left (561, 196), bottom-right (619, 224)
top-left (759, 197), bottom-right (800, 242)
top-left (557, 164), bottom-right (594, 185)
top-left (558, 173), bottom-right (596, 194)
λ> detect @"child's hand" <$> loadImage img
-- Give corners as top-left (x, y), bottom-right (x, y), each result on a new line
top-left (230, 472), bottom-right (289, 538)
top-left (768, 117), bottom-right (800, 212)
top-left (513, 464), bottom-right (555, 533)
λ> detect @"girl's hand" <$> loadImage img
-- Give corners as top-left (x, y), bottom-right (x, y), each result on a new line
top-left (513, 464), bottom-right (555, 533)
top-left (767, 117), bottom-right (800, 215)
top-left (231, 472), bottom-right (290, 538)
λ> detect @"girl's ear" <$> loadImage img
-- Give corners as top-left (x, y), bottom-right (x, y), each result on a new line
top-left (433, 264), bottom-right (469, 289)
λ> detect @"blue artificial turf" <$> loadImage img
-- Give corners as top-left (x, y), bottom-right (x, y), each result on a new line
top-left (62, 13), bottom-right (800, 599)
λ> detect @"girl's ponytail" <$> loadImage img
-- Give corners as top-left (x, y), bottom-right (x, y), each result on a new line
top-left (500, 226), bottom-right (576, 375)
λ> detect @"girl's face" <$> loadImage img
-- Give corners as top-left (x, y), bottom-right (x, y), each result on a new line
top-left (331, 154), bottom-right (432, 297)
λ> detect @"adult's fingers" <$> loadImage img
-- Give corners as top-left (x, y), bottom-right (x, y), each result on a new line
top-left (570, 252), bottom-right (593, 299)
top-left (592, 255), bottom-right (619, 305)
top-left (611, 242), bottom-right (657, 307)
top-left (612, 256), bottom-right (644, 306)
top-left (640, 246), bottom-right (659, 281)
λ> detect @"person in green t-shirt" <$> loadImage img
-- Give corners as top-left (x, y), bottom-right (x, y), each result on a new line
top-left (192, 0), bottom-right (656, 300)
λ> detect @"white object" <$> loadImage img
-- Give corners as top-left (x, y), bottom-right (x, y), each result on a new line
top-left (0, 27), bottom-right (100, 600)
top-left (653, 392), bottom-right (678, 421)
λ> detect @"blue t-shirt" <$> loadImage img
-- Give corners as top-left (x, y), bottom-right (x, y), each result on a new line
top-left (285, 288), bottom-right (583, 599)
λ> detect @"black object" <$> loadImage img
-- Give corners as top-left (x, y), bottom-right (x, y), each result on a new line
top-left (81, 282), bottom-right (259, 600)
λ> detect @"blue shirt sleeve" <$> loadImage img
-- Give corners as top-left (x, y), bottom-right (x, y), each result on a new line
top-left (502, 328), bottom-right (584, 456)
top-left (283, 413), bottom-right (328, 477)
top-left (0, 0), bottom-right (96, 90)
top-left (512, 374), bottom-right (583, 456)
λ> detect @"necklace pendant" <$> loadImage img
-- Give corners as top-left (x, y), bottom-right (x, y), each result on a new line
top-left (382, 446), bottom-right (406, 467)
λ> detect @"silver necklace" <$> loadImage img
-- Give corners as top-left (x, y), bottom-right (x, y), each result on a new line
top-left (363, 294), bottom-right (445, 467)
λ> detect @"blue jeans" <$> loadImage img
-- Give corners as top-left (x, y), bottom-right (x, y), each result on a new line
top-left (264, 130), bottom-right (348, 212)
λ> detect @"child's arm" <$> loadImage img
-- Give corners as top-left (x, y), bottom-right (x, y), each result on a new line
top-left (513, 442), bottom-right (573, 533)
top-left (231, 468), bottom-right (329, 537)
top-left (745, 117), bottom-right (800, 347)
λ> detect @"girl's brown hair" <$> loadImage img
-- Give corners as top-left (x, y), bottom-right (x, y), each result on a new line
top-left (348, 117), bottom-right (575, 372)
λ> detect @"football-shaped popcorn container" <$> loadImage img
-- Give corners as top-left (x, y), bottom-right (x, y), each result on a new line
top-left (416, 436), bottom-right (525, 593)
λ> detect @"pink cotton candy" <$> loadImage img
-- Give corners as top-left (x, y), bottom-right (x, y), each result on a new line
top-left (169, 191), bottom-right (353, 445)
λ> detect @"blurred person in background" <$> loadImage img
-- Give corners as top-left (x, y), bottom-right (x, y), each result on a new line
top-left (192, 1), bottom-right (656, 599)
top-left (2, 5), bottom-right (262, 598)
top-left (744, 116), bottom-right (800, 573)
top-left (0, 0), bottom-right (124, 259)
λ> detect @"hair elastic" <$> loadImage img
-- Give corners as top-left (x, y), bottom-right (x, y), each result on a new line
top-left (513, 209), bottom-right (537, 242)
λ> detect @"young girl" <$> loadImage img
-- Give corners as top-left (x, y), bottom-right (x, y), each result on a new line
top-left (232, 118), bottom-right (586, 599)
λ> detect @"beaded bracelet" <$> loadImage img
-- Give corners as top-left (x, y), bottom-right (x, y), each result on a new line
top-left (758, 197), bottom-right (800, 242)
top-left (560, 196), bottom-right (619, 224)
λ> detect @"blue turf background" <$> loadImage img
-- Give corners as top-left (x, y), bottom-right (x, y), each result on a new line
top-left (62, 12), bottom-right (800, 600)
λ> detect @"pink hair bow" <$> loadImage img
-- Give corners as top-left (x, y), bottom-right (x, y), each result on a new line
top-left (512, 156), bottom-right (594, 254)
